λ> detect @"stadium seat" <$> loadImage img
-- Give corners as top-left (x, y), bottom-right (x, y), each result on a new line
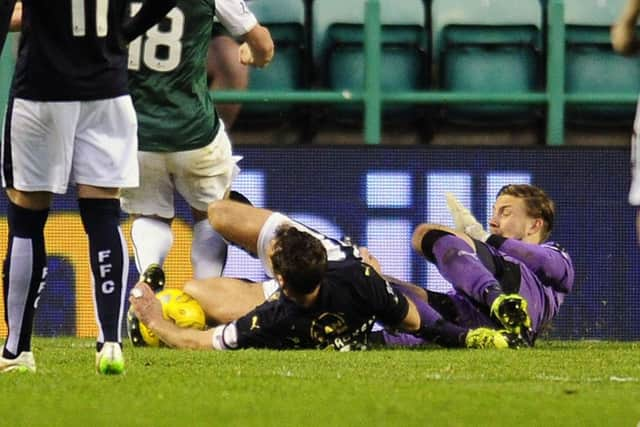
top-left (325, 24), bottom-right (428, 118)
top-left (433, 0), bottom-right (542, 124)
top-left (439, 25), bottom-right (542, 124)
top-left (238, 0), bottom-right (307, 121)
top-left (432, 0), bottom-right (541, 51)
top-left (564, 0), bottom-right (628, 27)
top-left (312, 0), bottom-right (427, 121)
top-left (564, 0), bottom-right (640, 125)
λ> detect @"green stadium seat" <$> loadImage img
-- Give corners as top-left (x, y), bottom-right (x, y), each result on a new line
top-left (564, 1), bottom-right (640, 125)
top-left (432, 0), bottom-right (541, 52)
top-left (565, 26), bottom-right (640, 124)
top-left (439, 24), bottom-right (542, 124)
top-left (433, 0), bottom-right (542, 124)
top-left (239, 0), bottom-right (306, 121)
top-left (564, 0), bottom-right (627, 26)
top-left (312, 0), bottom-right (425, 62)
top-left (312, 0), bottom-right (427, 121)
top-left (325, 24), bottom-right (428, 118)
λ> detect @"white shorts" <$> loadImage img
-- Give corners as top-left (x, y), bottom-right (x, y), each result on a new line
top-left (1, 96), bottom-right (139, 193)
top-left (630, 98), bottom-right (640, 205)
top-left (121, 124), bottom-right (240, 218)
top-left (261, 279), bottom-right (280, 301)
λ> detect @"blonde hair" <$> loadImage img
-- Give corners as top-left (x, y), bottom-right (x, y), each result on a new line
top-left (497, 184), bottom-right (555, 241)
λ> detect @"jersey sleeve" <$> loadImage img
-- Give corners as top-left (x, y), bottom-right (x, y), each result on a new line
top-left (215, 0), bottom-right (258, 37)
top-left (487, 236), bottom-right (574, 294)
top-left (122, 0), bottom-right (177, 42)
top-left (230, 301), bottom-right (290, 349)
top-left (356, 267), bottom-right (410, 328)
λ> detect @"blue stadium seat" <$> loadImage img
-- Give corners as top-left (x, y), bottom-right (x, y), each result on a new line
top-left (565, 0), bottom-right (640, 125)
top-left (433, 0), bottom-right (542, 124)
top-left (312, 0), bottom-right (427, 120)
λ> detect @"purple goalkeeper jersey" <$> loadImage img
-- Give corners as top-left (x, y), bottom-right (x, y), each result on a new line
top-left (486, 239), bottom-right (574, 332)
top-left (443, 238), bottom-right (574, 334)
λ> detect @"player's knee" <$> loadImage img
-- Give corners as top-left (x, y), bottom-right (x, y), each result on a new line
top-left (207, 199), bottom-right (232, 232)
top-left (183, 279), bottom-right (204, 301)
top-left (412, 223), bottom-right (436, 253)
top-left (413, 224), bottom-right (456, 264)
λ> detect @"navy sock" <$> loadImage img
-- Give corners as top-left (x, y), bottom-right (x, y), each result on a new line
top-left (420, 229), bottom-right (456, 264)
top-left (3, 201), bottom-right (49, 358)
top-left (396, 284), bottom-right (467, 348)
top-left (79, 198), bottom-right (127, 348)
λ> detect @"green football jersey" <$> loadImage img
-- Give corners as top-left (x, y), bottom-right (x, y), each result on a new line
top-left (127, 0), bottom-right (219, 152)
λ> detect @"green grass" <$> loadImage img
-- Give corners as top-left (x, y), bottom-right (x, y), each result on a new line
top-left (1, 339), bottom-right (639, 426)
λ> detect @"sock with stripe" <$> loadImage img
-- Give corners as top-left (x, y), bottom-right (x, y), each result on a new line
top-left (2, 201), bottom-right (48, 358)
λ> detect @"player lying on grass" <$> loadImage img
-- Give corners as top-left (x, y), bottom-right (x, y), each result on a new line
top-left (182, 185), bottom-right (571, 347)
top-left (408, 184), bottom-right (575, 346)
top-left (129, 200), bottom-right (526, 351)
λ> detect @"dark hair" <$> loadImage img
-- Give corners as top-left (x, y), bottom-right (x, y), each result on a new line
top-left (270, 225), bottom-right (328, 295)
top-left (497, 184), bottom-right (555, 241)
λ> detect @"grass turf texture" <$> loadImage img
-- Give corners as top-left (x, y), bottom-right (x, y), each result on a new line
top-left (0, 339), bottom-right (639, 426)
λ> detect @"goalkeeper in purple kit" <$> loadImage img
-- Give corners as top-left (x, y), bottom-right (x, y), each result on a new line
top-left (407, 184), bottom-right (574, 346)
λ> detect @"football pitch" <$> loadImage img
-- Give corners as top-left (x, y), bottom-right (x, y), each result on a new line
top-left (0, 338), bottom-right (638, 426)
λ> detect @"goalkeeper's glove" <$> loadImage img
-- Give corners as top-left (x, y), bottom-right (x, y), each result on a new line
top-left (445, 193), bottom-right (490, 242)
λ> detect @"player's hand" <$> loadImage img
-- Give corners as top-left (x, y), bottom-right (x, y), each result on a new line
top-left (239, 41), bottom-right (273, 68)
top-left (239, 42), bottom-right (254, 65)
top-left (129, 283), bottom-right (163, 327)
top-left (359, 247), bottom-right (383, 275)
top-left (611, 21), bottom-right (640, 55)
top-left (445, 193), bottom-right (490, 242)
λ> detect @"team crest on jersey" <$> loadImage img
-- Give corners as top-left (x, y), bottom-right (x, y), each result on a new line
top-left (310, 312), bottom-right (348, 345)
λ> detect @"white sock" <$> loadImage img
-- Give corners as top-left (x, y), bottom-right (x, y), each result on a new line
top-left (191, 219), bottom-right (227, 279)
top-left (130, 217), bottom-right (173, 274)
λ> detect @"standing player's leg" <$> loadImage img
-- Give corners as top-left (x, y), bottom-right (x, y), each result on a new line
top-left (74, 96), bottom-right (139, 374)
top-left (172, 125), bottom-right (239, 280)
top-left (0, 97), bottom-right (80, 373)
top-left (629, 97), bottom-right (640, 242)
top-left (1, 190), bottom-right (49, 373)
top-left (121, 151), bottom-right (176, 275)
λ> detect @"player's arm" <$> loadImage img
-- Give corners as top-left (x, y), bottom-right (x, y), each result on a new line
top-left (215, 0), bottom-right (274, 68)
top-left (239, 24), bottom-right (274, 68)
top-left (122, 0), bottom-right (177, 43)
top-left (183, 276), bottom-right (268, 325)
top-left (9, 0), bottom-right (20, 31)
top-left (0, 0), bottom-right (17, 52)
top-left (357, 268), bottom-right (421, 333)
top-left (129, 283), bottom-right (215, 350)
top-left (612, 0), bottom-right (640, 54)
top-left (485, 236), bottom-right (575, 293)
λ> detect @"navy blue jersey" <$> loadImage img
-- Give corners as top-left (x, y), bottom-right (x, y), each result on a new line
top-left (12, 0), bottom-right (131, 101)
top-left (232, 250), bottom-right (410, 351)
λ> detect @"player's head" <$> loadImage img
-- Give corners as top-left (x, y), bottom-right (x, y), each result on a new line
top-left (489, 184), bottom-right (555, 243)
top-left (270, 225), bottom-right (328, 296)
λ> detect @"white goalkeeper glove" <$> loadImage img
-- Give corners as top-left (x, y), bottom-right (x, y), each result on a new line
top-left (445, 193), bottom-right (490, 242)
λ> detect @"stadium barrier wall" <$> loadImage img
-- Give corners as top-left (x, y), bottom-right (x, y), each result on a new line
top-left (0, 146), bottom-right (636, 340)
